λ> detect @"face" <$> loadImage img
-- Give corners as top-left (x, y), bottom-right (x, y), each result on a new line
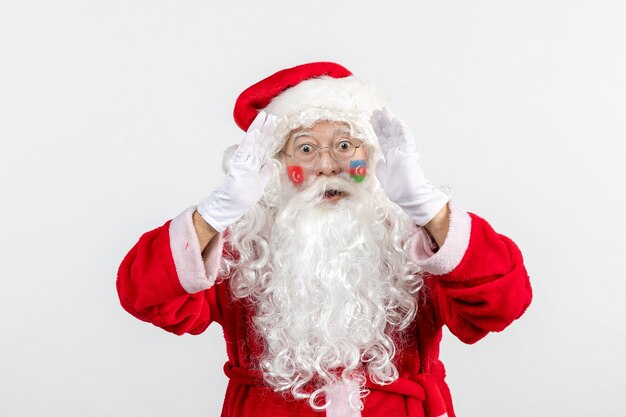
top-left (282, 120), bottom-right (369, 202)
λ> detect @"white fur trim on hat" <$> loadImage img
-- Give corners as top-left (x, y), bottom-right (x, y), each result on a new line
top-left (263, 76), bottom-right (387, 152)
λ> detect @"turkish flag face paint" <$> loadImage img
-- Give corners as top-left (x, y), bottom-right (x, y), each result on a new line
top-left (287, 165), bottom-right (304, 184)
top-left (349, 160), bottom-right (367, 183)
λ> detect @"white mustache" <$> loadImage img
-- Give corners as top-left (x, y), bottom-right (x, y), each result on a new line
top-left (296, 175), bottom-right (356, 202)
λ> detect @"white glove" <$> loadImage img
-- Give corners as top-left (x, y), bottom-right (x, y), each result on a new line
top-left (197, 111), bottom-right (278, 232)
top-left (370, 108), bottom-right (449, 226)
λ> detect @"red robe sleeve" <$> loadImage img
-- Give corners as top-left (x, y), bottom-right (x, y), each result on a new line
top-left (116, 206), bottom-right (225, 335)
top-left (413, 201), bottom-right (532, 344)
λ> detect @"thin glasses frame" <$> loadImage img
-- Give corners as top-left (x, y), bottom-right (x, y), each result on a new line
top-left (282, 138), bottom-right (365, 166)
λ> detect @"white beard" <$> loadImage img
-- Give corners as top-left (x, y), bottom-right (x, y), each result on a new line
top-left (225, 174), bottom-right (423, 411)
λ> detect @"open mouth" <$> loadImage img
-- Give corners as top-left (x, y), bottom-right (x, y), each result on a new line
top-left (323, 189), bottom-right (348, 201)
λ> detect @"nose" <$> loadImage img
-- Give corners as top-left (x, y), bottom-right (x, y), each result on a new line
top-left (314, 148), bottom-right (341, 176)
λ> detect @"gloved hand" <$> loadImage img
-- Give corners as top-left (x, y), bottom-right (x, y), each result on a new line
top-left (197, 111), bottom-right (278, 232)
top-left (370, 108), bottom-right (449, 226)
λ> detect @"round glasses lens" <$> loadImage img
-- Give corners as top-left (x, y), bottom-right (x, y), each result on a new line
top-left (291, 139), bottom-right (362, 165)
top-left (295, 144), bottom-right (318, 164)
top-left (332, 140), bottom-right (358, 161)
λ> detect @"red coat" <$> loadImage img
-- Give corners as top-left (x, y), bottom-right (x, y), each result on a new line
top-left (117, 202), bottom-right (532, 417)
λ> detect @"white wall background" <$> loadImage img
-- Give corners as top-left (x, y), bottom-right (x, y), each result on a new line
top-left (1, 1), bottom-right (625, 416)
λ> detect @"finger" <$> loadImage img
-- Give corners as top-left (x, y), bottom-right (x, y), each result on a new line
top-left (378, 108), bottom-right (400, 144)
top-left (233, 134), bottom-right (255, 161)
top-left (253, 115), bottom-right (278, 159)
top-left (398, 124), bottom-right (417, 153)
top-left (376, 131), bottom-right (395, 157)
top-left (233, 130), bottom-right (260, 163)
top-left (382, 107), bottom-right (397, 121)
top-left (378, 133), bottom-right (395, 157)
top-left (371, 110), bottom-right (395, 154)
top-left (221, 144), bottom-right (239, 173)
top-left (370, 109), bottom-right (384, 130)
top-left (231, 142), bottom-right (253, 165)
top-left (259, 115), bottom-right (278, 151)
top-left (370, 111), bottom-right (385, 139)
top-left (260, 113), bottom-right (278, 138)
top-left (386, 113), bottom-right (417, 153)
top-left (235, 112), bottom-right (271, 161)
top-left (382, 108), bottom-right (416, 153)
top-left (247, 110), bottom-right (267, 134)
top-left (258, 163), bottom-right (273, 185)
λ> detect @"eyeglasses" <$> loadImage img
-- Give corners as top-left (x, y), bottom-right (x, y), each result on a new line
top-left (282, 138), bottom-right (364, 166)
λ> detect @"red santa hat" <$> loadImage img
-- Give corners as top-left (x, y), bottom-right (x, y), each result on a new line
top-left (233, 62), bottom-right (386, 150)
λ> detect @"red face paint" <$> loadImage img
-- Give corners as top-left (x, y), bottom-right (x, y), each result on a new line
top-left (287, 165), bottom-right (304, 184)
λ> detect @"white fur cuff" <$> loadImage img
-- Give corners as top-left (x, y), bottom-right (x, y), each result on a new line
top-left (169, 206), bottom-right (224, 294)
top-left (410, 200), bottom-right (472, 275)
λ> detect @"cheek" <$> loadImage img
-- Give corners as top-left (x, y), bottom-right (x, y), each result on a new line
top-left (349, 159), bottom-right (367, 183)
top-left (287, 165), bottom-right (305, 184)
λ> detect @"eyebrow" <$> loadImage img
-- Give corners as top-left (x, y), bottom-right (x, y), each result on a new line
top-left (333, 127), bottom-right (352, 137)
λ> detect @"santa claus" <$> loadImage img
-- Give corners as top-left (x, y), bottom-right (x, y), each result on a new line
top-left (117, 62), bottom-right (532, 417)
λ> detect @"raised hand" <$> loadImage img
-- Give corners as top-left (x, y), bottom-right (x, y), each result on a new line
top-left (197, 111), bottom-right (278, 232)
top-left (370, 108), bottom-right (449, 226)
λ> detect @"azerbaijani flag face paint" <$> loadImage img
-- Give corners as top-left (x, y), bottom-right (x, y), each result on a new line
top-left (287, 165), bottom-right (304, 184)
top-left (349, 160), bottom-right (367, 183)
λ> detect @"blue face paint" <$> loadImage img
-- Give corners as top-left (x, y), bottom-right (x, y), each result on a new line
top-left (349, 160), bottom-right (367, 183)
